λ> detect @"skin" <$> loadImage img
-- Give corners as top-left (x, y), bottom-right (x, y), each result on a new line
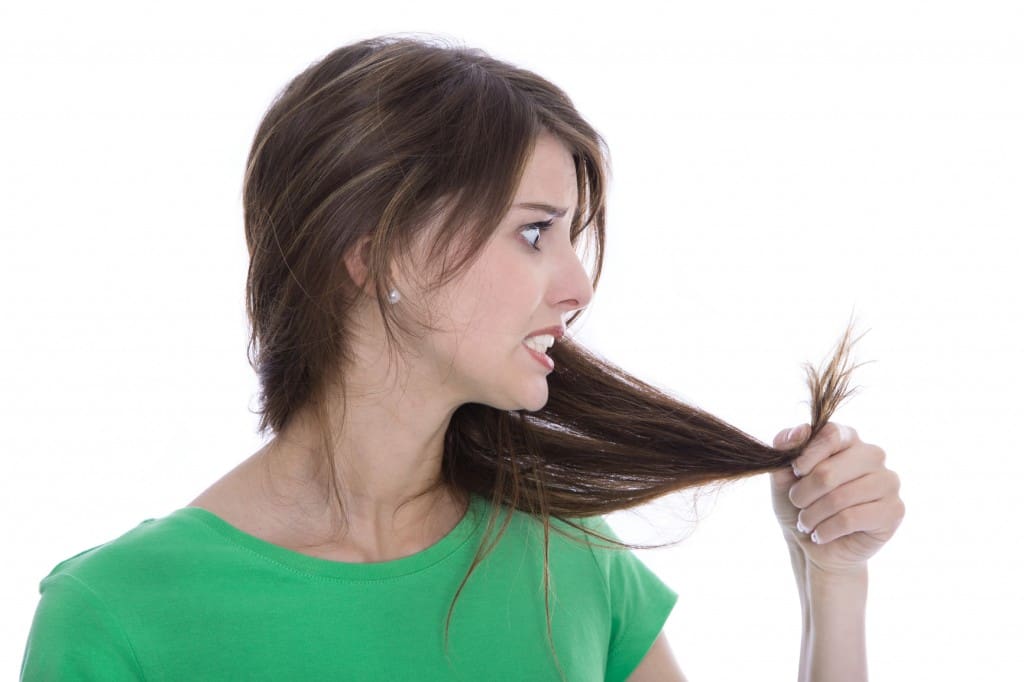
top-left (188, 131), bottom-right (593, 561)
top-left (186, 128), bottom-right (905, 680)
top-left (771, 422), bottom-right (904, 573)
top-left (768, 421), bottom-right (904, 681)
top-left (629, 424), bottom-right (904, 682)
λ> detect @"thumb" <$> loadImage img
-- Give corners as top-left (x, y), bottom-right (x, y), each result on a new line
top-left (773, 423), bottom-right (809, 449)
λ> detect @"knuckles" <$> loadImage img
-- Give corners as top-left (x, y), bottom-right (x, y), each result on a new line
top-left (835, 508), bottom-right (856, 533)
top-left (806, 422), bottom-right (862, 462)
top-left (788, 460), bottom-right (839, 507)
top-left (812, 462), bottom-right (839, 491)
top-left (828, 486), bottom-right (851, 512)
top-left (783, 425), bottom-right (901, 518)
top-left (818, 424), bottom-right (844, 453)
top-left (821, 422), bottom-right (859, 448)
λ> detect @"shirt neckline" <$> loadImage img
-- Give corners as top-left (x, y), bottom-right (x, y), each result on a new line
top-left (168, 492), bottom-right (489, 581)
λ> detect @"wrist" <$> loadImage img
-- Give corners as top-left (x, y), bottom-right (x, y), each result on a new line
top-left (807, 562), bottom-right (869, 588)
top-left (803, 562), bottom-right (869, 681)
top-left (807, 566), bottom-right (868, 617)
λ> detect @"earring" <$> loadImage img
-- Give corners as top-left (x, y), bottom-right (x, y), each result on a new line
top-left (388, 288), bottom-right (401, 304)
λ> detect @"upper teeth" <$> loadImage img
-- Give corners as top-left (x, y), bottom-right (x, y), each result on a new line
top-left (524, 334), bottom-right (556, 353)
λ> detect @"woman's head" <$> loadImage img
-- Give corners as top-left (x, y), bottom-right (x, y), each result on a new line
top-left (239, 34), bottom-right (862, 679)
top-left (361, 131), bottom-right (595, 414)
top-left (242, 34), bottom-right (608, 435)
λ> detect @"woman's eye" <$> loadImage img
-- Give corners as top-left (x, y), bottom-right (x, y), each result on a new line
top-left (521, 220), bottom-right (554, 251)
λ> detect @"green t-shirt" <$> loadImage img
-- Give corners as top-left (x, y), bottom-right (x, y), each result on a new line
top-left (21, 493), bottom-right (678, 681)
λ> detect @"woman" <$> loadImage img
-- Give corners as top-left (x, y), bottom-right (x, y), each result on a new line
top-left (21, 34), bottom-right (904, 681)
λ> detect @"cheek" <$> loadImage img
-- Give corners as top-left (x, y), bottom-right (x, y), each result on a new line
top-left (449, 245), bottom-right (542, 340)
top-left (493, 273), bottom-right (535, 307)
top-left (476, 249), bottom-right (540, 304)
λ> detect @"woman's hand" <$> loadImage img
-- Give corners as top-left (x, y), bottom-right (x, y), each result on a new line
top-left (769, 422), bottom-right (905, 575)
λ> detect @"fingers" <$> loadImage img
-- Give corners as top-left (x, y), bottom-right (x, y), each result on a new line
top-left (789, 442), bottom-right (887, 508)
top-left (770, 466), bottom-right (797, 491)
top-left (771, 421), bottom-right (904, 552)
top-left (791, 422), bottom-right (859, 478)
top-left (802, 495), bottom-right (905, 545)
top-left (770, 423), bottom-right (809, 492)
top-left (794, 469), bottom-right (899, 536)
top-left (773, 423), bottom-right (810, 449)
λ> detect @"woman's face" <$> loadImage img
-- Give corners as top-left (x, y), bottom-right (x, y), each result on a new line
top-left (409, 132), bottom-right (594, 412)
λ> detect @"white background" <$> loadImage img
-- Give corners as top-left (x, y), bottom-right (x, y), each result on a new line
top-left (2, 1), bottom-right (1021, 679)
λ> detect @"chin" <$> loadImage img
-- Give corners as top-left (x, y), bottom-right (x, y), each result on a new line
top-left (517, 384), bottom-right (551, 412)
top-left (518, 398), bottom-right (549, 413)
top-left (482, 383), bottom-right (550, 413)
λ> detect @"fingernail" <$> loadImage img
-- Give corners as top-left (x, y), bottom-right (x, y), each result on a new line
top-left (796, 518), bottom-right (809, 534)
top-left (787, 426), bottom-right (801, 442)
top-left (792, 462), bottom-right (803, 478)
top-left (811, 531), bottom-right (821, 544)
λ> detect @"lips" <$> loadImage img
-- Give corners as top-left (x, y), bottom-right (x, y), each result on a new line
top-left (525, 325), bottom-right (565, 341)
top-left (523, 342), bottom-right (555, 371)
top-left (523, 325), bottom-right (563, 372)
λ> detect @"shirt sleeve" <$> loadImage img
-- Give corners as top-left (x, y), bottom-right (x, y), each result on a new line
top-left (582, 515), bottom-right (679, 682)
top-left (20, 573), bottom-right (145, 681)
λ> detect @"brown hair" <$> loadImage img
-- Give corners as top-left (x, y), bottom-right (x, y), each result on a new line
top-left (241, 32), bottom-right (862, 679)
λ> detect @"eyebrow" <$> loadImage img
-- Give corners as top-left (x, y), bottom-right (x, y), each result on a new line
top-left (514, 202), bottom-right (569, 218)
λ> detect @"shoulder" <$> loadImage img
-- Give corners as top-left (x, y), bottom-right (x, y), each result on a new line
top-left (38, 509), bottom-right (212, 599)
top-left (24, 513), bottom-right (203, 680)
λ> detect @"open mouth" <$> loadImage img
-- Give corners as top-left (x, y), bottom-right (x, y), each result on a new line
top-left (522, 341), bottom-right (555, 370)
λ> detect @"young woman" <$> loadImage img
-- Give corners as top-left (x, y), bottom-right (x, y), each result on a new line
top-left (21, 34), bottom-right (904, 681)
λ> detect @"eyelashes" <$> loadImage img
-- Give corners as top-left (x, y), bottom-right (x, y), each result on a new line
top-left (521, 220), bottom-right (554, 251)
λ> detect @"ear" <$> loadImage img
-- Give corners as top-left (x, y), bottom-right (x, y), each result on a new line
top-left (343, 234), bottom-right (373, 291)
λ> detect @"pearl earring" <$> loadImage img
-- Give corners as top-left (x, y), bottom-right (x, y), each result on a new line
top-left (388, 288), bottom-right (401, 304)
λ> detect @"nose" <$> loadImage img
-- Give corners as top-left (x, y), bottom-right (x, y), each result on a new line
top-left (554, 246), bottom-right (594, 314)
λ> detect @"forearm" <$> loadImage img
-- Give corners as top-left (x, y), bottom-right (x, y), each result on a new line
top-left (785, 541), bottom-right (811, 682)
top-left (800, 565), bottom-right (869, 682)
